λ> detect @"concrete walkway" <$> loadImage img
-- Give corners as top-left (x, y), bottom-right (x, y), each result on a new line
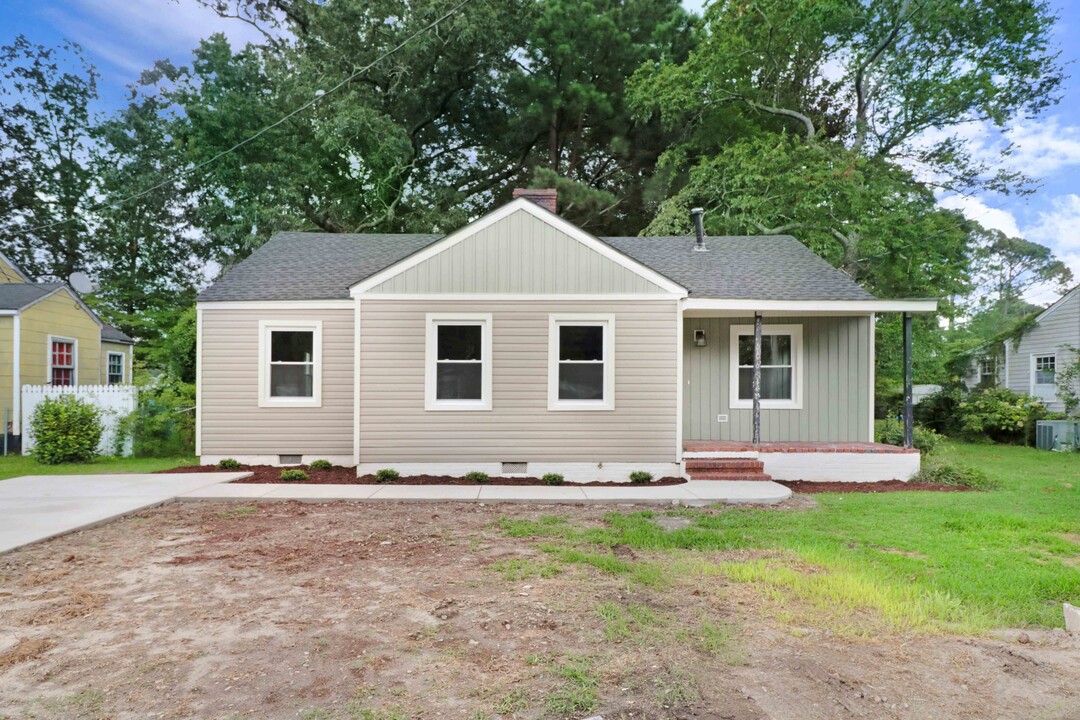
top-left (0, 472), bottom-right (251, 555)
top-left (0, 474), bottom-right (790, 555)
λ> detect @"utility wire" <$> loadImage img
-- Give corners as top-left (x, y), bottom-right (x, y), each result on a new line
top-left (0, 0), bottom-right (473, 236)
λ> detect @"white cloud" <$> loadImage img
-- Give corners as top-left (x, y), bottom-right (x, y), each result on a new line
top-left (937, 194), bottom-right (1022, 237)
top-left (1025, 193), bottom-right (1080, 253)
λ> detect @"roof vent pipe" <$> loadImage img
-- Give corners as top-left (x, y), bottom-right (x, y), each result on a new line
top-left (691, 207), bottom-right (707, 252)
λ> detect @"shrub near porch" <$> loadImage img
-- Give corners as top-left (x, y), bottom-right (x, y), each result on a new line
top-left (501, 441), bottom-right (1080, 633)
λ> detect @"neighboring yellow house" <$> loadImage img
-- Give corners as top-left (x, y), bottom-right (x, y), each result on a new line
top-left (0, 252), bottom-right (134, 444)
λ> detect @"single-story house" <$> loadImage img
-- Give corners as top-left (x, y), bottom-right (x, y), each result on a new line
top-left (195, 190), bottom-right (936, 482)
top-left (959, 288), bottom-right (1080, 412)
top-left (1, 252), bottom-right (135, 447)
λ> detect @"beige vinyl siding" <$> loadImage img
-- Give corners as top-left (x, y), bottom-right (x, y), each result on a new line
top-left (19, 291), bottom-right (100, 387)
top-left (0, 317), bottom-right (12, 423)
top-left (200, 307), bottom-right (354, 456)
top-left (1005, 290), bottom-right (1079, 411)
top-left (366, 209), bottom-right (667, 295)
top-left (359, 299), bottom-right (678, 463)
top-left (683, 316), bottom-right (872, 442)
top-left (100, 342), bottom-right (132, 384)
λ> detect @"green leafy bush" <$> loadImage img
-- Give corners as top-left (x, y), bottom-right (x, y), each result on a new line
top-left (218, 458), bottom-right (242, 470)
top-left (308, 459), bottom-right (333, 470)
top-left (958, 387), bottom-right (1046, 444)
top-left (875, 418), bottom-right (942, 454)
top-left (914, 459), bottom-right (997, 490)
top-left (30, 395), bottom-right (103, 465)
top-left (279, 468), bottom-right (308, 482)
top-left (115, 374), bottom-right (195, 457)
top-left (375, 468), bottom-right (400, 483)
top-left (542, 473), bottom-right (565, 485)
top-left (465, 470), bottom-right (490, 483)
top-left (913, 386), bottom-right (965, 436)
top-left (629, 470), bottom-right (653, 483)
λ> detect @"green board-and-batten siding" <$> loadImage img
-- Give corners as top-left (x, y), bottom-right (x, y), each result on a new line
top-left (365, 208), bottom-right (669, 295)
top-left (683, 316), bottom-right (872, 442)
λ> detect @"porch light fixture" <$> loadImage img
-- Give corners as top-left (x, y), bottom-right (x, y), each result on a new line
top-left (693, 330), bottom-right (707, 347)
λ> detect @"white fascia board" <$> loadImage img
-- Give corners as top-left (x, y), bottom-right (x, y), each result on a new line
top-left (682, 298), bottom-right (938, 314)
top-left (357, 293), bottom-right (677, 302)
top-left (350, 198), bottom-right (688, 297)
top-left (197, 300), bottom-right (355, 310)
top-left (0, 310), bottom-right (17, 316)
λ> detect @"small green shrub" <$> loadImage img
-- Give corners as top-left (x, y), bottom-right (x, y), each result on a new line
top-left (914, 459), bottom-right (997, 490)
top-left (629, 470), bottom-right (653, 484)
top-left (279, 468), bottom-right (308, 482)
top-left (542, 473), bottom-right (565, 485)
top-left (465, 470), bottom-right (490, 483)
top-left (875, 418), bottom-right (942, 454)
top-left (30, 395), bottom-right (103, 465)
top-left (114, 373), bottom-right (195, 457)
top-left (218, 458), bottom-right (242, 470)
top-left (308, 459), bottom-right (333, 470)
top-left (375, 468), bottom-right (400, 483)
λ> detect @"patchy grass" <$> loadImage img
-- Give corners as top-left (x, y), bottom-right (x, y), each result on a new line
top-left (0, 454), bottom-right (194, 480)
top-left (487, 557), bottom-right (562, 581)
top-left (595, 601), bottom-right (663, 641)
top-left (500, 441), bottom-right (1080, 633)
top-left (544, 655), bottom-right (599, 717)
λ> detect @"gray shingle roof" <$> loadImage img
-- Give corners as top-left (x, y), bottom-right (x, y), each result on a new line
top-left (198, 232), bottom-right (442, 301)
top-left (0, 282), bottom-right (66, 310)
top-left (198, 230), bottom-right (876, 301)
top-left (602, 235), bottom-right (876, 301)
top-left (101, 323), bottom-right (135, 344)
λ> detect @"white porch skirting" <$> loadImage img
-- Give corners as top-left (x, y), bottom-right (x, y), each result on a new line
top-left (760, 452), bottom-right (920, 482)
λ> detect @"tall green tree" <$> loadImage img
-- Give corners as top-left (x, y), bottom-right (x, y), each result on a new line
top-left (970, 228), bottom-right (1073, 318)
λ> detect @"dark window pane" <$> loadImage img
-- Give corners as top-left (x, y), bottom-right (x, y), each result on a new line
top-left (559, 363), bottom-right (604, 400)
top-left (738, 334), bottom-right (791, 366)
top-left (560, 325), bottom-right (603, 361)
top-left (271, 331), bottom-right (313, 362)
top-left (270, 364), bottom-right (313, 397)
top-left (436, 362), bottom-right (482, 400)
top-left (738, 367), bottom-right (792, 400)
top-left (438, 325), bottom-right (482, 361)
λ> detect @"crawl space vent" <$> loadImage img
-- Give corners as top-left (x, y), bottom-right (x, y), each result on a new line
top-left (501, 462), bottom-right (528, 474)
top-left (279, 454), bottom-right (302, 465)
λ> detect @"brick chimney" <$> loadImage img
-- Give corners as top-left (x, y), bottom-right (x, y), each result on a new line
top-left (512, 187), bottom-right (557, 214)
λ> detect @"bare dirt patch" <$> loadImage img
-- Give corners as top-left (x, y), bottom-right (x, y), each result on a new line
top-left (161, 464), bottom-right (686, 486)
top-left (0, 502), bottom-right (1077, 720)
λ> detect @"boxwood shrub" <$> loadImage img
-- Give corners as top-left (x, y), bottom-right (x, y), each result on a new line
top-left (279, 468), bottom-right (308, 482)
top-left (542, 473), bottom-right (565, 485)
top-left (30, 395), bottom-right (103, 465)
top-left (375, 468), bottom-right (400, 483)
top-left (308, 459), bottom-right (333, 470)
top-left (629, 470), bottom-right (653, 484)
top-left (218, 458), bottom-right (242, 470)
top-left (465, 471), bottom-right (490, 483)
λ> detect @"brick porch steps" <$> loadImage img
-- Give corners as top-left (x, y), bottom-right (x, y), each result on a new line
top-left (685, 458), bottom-right (773, 482)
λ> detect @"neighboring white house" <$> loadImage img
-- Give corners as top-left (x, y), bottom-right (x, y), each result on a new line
top-left (982, 287), bottom-right (1080, 413)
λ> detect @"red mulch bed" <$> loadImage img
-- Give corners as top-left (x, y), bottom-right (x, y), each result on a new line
top-left (776, 479), bottom-right (974, 493)
top-left (160, 464), bottom-right (686, 486)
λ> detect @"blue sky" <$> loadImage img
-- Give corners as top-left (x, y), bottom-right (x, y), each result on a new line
top-left (3, 0), bottom-right (1079, 305)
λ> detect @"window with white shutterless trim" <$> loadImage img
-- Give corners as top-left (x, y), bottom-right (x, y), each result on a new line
top-left (1033, 354), bottom-right (1056, 388)
top-left (107, 351), bottom-right (125, 385)
top-left (548, 315), bottom-right (615, 410)
top-left (48, 336), bottom-right (77, 386)
top-left (258, 320), bottom-right (322, 407)
top-left (728, 324), bottom-right (803, 409)
top-left (425, 314), bottom-right (492, 411)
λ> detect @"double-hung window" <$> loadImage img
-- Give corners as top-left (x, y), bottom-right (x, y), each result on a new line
top-left (259, 320), bottom-right (322, 407)
top-left (49, 337), bottom-right (76, 386)
top-left (729, 324), bottom-right (803, 409)
top-left (1034, 354), bottom-right (1056, 387)
top-left (107, 352), bottom-right (125, 385)
top-left (548, 315), bottom-right (615, 410)
top-left (425, 314), bottom-right (492, 410)
top-left (979, 357), bottom-right (996, 386)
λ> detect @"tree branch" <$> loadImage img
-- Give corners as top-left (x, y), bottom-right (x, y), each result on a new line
top-left (746, 100), bottom-right (816, 140)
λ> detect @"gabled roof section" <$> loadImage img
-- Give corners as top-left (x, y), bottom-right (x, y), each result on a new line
top-left (0, 282), bottom-right (54, 310)
top-left (101, 323), bottom-right (135, 344)
top-left (1034, 285), bottom-right (1079, 324)
top-left (351, 198), bottom-right (687, 296)
top-left (0, 251), bottom-right (32, 283)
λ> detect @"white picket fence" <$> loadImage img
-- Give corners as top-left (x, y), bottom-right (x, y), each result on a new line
top-left (21, 385), bottom-right (138, 457)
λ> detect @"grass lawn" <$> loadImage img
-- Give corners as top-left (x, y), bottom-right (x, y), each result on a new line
top-left (0, 454), bottom-right (194, 480)
top-left (501, 441), bottom-right (1080, 634)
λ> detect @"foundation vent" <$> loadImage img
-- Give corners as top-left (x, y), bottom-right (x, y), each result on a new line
top-left (279, 454), bottom-right (302, 465)
top-left (501, 461), bottom-right (528, 474)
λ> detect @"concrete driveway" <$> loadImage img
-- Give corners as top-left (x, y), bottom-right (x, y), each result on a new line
top-left (0, 472), bottom-right (250, 555)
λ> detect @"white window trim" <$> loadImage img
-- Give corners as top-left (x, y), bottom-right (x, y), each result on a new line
top-left (548, 314), bottom-right (615, 411)
top-left (728, 323), bottom-right (804, 410)
top-left (425, 313), bottom-right (493, 411)
top-left (258, 319), bottom-right (323, 408)
top-left (1031, 353), bottom-right (1057, 392)
top-left (106, 351), bottom-right (125, 384)
top-left (47, 335), bottom-right (78, 386)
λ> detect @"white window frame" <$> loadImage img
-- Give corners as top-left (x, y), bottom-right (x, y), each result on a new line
top-left (1031, 353), bottom-right (1057, 394)
top-left (47, 335), bottom-right (78, 386)
top-left (258, 319), bottom-right (323, 408)
top-left (548, 314), bottom-right (615, 411)
top-left (979, 356), bottom-right (996, 385)
top-left (106, 351), bottom-right (125, 385)
top-left (425, 313), bottom-right (492, 411)
top-left (729, 323), bottom-right (803, 410)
